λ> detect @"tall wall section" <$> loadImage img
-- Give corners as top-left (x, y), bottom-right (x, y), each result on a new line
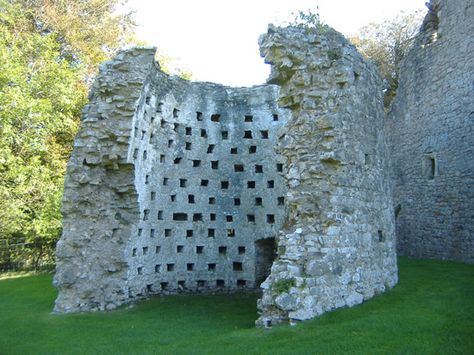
top-left (388, 0), bottom-right (474, 263)
top-left (256, 25), bottom-right (397, 325)
top-left (54, 47), bottom-right (290, 313)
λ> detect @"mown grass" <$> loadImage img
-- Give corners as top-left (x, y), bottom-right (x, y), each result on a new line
top-left (0, 257), bottom-right (473, 354)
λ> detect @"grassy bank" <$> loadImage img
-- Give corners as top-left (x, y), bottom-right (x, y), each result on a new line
top-left (0, 257), bottom-right (473, 354)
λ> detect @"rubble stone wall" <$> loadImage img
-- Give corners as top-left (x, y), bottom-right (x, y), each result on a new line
top-left (256, 25), bottom-right (397, 325)
top-left (388, 0), bottom-right (474, 263)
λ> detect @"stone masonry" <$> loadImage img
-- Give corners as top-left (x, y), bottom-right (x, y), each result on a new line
top-left (54, 0), bottom-right (473, 325)
top-left (255, 25), bottom-right (397, 325)
top-left (388, 0), bottom-right (474, 263)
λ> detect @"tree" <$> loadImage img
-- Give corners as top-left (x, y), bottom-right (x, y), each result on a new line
top-left (349, 10), bottom-right (424, 108)
top-left (0, 0), bottom-right (137, 270)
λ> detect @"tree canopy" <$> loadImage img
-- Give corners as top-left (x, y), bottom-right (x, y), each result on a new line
top-left (0, 0), bottom-right (137, 270)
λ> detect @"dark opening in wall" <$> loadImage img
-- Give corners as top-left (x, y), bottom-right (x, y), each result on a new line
top-left (234, 198), bottom-right (241, 206)
top-left (132, 248), bottom-right (137, 257)
top-left (209, 197), bottom-right (216, 205)
top-left (173, 123), bottom-right (179, 132)
top-left (186, 229), bottom-right (194, 237)
top-left (145, 175), bottom-right (150, 184)
top-left (255, 237), bottom-right (276, 286)
top-left (192, 160), bottom-right (201, 167)
top-left (276, 163), bottom-right (283, 172)
top-left (230, 147), bottom-right (238, 154)
top-left (170, 195), bottom-right (176, 202)
top-left (247, 214), bottom-right (255, 222)
top-left (260, 130), bottom-right (269, 139)
top-left (143, 209), bottom-right (150, 221)
top-left (188, 195), bottom-right (195, 203)
top-left (221, 131), bottom-right (228, 140)
top-left (165, 229), bottom-right (172, 237)
top-left (143, 246), bottom-right (148, 255)
top-left (273, 114), bottom-right (279, 121)
top-left (255, 165), bottom-right (263, 173)
top-left (137, 267), bottom-right (143, 275)
top-left (186, 127), bottom-right (192, 135)
top-left (173, 213), bottom-right (188, 221)
top-left (219, 246), bottom-right (227, 255)
top-left (155, 264), bottom-right (160, 273)
top-left (226, 215), bottom-right (233, 222)
top-left (133, 149), bottom-right (138, 159)
top-left (168, 139), bottom-right (173, 147)
top-left (244, 115), bottom-right (253, 122)
top-left (249, 146), bottom-right (257, 154)
top-left (173, 108), bottom-right (179, 118)
top-left (208, 229), bottom-right (215, 238)
top-left (277, 197), bottom-right (285, 206)
top-left (216, 279), bottom-right (225, 287)
top-left (151, 191), bottom-right (156, 200)
top-left (364, 153), bottom-right (371, 165)
top-left (267, 180), bottom-right (275, 188)
top-left (193, 213), bottom-right (203, 221)
top-left (247, 181), bottom-right (256, 189)
top-left (197, 280), bottom-right (206, 287)
top-left (233, 262), bottom-right (243, 271)
top-left (234, 164), bottom-right (244, 172)
top-left (141, 130), bottom-right (146, 140)
top-left (221, 181), bottom-right (229, 189)
top-left (227, 229), bottom-right (235, 237)
top-left (211, 114), bottom-right (221, 122)
top-left (167, 263), bottom-right (175, 271)
top-left (378, 230), bottom-right (385, 242)
top-left (211, 161), bottom-right (219, 169)
top-left (237, 280), bottom-right (246, 287)
top-left (238, 246), bottom-right (246, 254)
top-left (161, 119), bottom-right (166, 128)
top-left (138, 229), bottom-right (143, 237)
top-left (208, 263), bottom-right (216, 271)
top-left (266, 214), bottom-right (275, 224)
top-left (185, 142), bottom-right (192, 150)
top-left (196, 111), bottom-right (203, 121)
top-left (178, 280), bottom-right (185, 288)
top-left (177, 245), bottom-right (184, 253)
top-left (150, 229), bottom-right (155, 238)
top-left (196, 246), bottom-right (204, 254)
top-left (160, 282), bottom-right (168, 290)
top-left (201, 179), bottom-right (209, 186)
top-left (180, 178), bottom-right (187, 187)
top-left (163, 177), bottom-right (168, 185)
top-left (145, 96), bottom-right (151, 105)
top-left (160, 155), bottom-right (165, 163)
top-left (201, 129), bottom-right (207, 138)
top-left (156, 102), bottom-right (163, 113)
top-left (207, 144), bottom-right (215, 153)
top-left (174, 157), bottom-right (182, 164)
top-left (244, 130), bottom-right (253, 139)
top-left (155, 246), bottom-right (161, 254)
top-left (429, 157), bottom-right (436, 179)
top-left (255, 197), bottom-right (262, 206)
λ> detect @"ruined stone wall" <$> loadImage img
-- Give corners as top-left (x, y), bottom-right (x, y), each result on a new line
top-left (54, 47), bottom-right (290, 312)
top-left (256, 25), bottom-right (397, 325)
top-left (388, 0), bottom-right (474, 263)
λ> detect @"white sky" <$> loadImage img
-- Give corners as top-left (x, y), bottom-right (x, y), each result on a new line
top-left (127, 0), bottom-right (427, 87)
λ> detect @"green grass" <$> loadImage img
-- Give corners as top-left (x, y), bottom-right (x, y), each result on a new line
top-left (0, 257), bottom-right (473, 354)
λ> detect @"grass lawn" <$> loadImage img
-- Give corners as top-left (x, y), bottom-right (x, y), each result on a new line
top-left (0, 257), bottom-right (473, 354)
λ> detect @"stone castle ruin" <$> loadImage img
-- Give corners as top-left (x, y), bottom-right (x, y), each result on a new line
top-left (53, 0), bottom-right (473, 325)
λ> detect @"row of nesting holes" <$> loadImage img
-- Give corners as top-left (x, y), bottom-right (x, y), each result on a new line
top-left (146, 178), bottom-right (278, 190)
top-left (133, 245), bottom-right (245, 257)
top-left (143, 209), bottom-right (281, 224)
top-left (137, 261), bottom-right (245, 275)
top-left (145, 279), bottom-right (247, 291)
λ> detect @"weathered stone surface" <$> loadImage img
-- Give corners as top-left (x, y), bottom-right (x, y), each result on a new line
top-left (388, 0), bottom-right (474, 263)
top-left (255, 24), bottom-right (397, 326)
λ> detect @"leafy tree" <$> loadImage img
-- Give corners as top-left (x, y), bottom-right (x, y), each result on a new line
top-left (349, 10), bottom-right (424, 108)
top-left (0, 0), bottom-right (137, 270)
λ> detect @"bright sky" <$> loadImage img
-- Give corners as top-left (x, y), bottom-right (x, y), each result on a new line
top-left (127, 0), bottom-right (427, 87)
